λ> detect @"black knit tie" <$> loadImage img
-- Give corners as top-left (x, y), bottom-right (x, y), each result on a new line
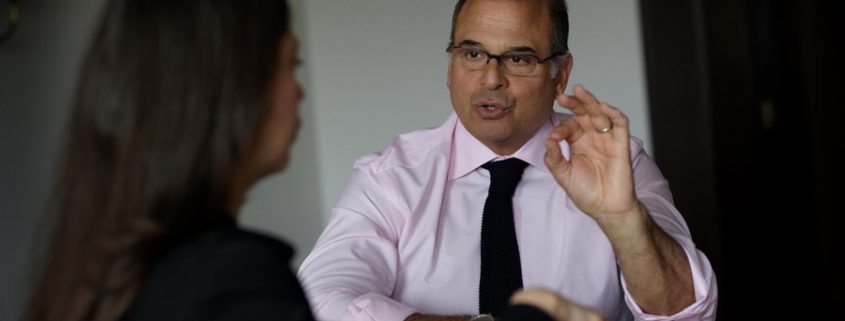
top-left (478, 158), bottom-right (528, 316)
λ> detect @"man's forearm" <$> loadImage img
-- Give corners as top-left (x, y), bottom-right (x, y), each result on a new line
top-left (599, 202), bottom-right (695, 315)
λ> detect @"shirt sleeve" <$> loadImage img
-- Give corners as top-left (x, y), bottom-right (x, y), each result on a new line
top-left (622, 138), bottom-right (719, 321)
top-left (297, 165), bottom-right (417, 321)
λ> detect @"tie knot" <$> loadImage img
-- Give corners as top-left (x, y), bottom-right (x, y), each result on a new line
top-left (482, 158), bottom-right (529, 177)
top-left (481, 158), bottom-right (528, 195)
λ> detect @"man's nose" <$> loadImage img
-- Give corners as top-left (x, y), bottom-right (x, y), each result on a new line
top-left (479, 58), bottom-right (507, 90)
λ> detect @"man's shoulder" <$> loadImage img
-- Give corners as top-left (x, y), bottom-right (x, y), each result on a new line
top-left (353, 113), bottom-right (458, 175)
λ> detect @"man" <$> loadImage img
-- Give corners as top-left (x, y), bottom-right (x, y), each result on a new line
top-left (298, 1), bottom-right (717, 320)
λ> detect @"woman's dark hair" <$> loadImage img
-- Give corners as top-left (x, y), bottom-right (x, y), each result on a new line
top-left (25, 0), bottom-right (290, 320)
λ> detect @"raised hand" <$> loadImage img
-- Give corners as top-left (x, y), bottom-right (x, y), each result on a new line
top-left (543, 84), bottom-right (640, 223)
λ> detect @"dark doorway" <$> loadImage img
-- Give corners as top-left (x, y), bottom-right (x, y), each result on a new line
top-left (639, 0), bottom-right (843, 319)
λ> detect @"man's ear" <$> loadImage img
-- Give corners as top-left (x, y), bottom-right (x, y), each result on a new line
top-left (554, 54), bottom-right (574, 97)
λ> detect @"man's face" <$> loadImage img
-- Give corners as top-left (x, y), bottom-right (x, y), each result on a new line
top-left (448, 0), bottom-right (571, 155)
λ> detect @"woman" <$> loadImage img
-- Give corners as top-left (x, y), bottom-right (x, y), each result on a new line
top-left (24, 0), bottom-right (309, 320)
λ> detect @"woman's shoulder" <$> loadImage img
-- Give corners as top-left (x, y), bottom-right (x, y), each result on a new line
top-left (202, 227), bottom-right (295, 266)
top-left (151, 226), bottom-right (298, 291)
top-left (201, 228), bottom-right (300, 288)
top-left (123, 227), bottom-right (310, 321)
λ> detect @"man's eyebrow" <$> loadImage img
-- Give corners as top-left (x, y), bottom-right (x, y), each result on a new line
top-left (455, 39), bottom-right (482, 47)
top-left (454, 40), bottom-right (538, 54)
top-left (508, 46), bottom-right (537, 54)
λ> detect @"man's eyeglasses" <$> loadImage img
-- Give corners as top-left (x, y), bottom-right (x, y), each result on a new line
top-left (446, 43), bottom-right (565, 77)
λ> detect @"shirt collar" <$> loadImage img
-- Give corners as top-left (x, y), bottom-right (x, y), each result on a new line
top-left (449, 113), bottom-right (565, 180)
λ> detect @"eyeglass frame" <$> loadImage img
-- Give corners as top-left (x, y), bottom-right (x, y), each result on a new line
top-left (445, 42), bottom-right (567, 76)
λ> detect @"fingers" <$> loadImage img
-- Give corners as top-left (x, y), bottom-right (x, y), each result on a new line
top-left (601, 103), bottom-right (629, 135)
top-left (511, 288), bottom-right (608, 321)
top-left (548, 117), bottom-right (582, 142)
top-left (556, 85), bottom-right (615, 133)
top-left (544, 118), bottom-right (580, 170)
top-left (555, 85), bottom-right (598, 115)
top-left (556, 94), bottom-right (586, 115)
top-left (509, 289), bottom-right (560, 320)
top-left (544, 138), bottom-right (565, 168)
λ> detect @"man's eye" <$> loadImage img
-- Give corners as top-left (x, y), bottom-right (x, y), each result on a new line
top-left (465, 50), bottom-right (483, 59)
top-left (506, 55), bottom-right (533, 65)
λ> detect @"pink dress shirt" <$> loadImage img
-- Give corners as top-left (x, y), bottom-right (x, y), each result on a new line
top-left (298, 113), bottom-right (718, 321)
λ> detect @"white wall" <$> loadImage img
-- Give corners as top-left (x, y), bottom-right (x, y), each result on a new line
top-left (566, 0), bottom-right (651, 149)
top-left (300, 1), bottom-right (456, 225)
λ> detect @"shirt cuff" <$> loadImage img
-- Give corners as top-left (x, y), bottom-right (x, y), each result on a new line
top-left (339, 292), bottom-right (417, 321)
top-left (620, 239), bottom-right (719, 321)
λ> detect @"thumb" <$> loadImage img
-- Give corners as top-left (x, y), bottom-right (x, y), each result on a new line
top-left (544, 138), bottom-right (569, 173)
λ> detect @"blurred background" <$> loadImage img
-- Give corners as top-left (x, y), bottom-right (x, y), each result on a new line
top-left (1, 0), bottom-right (841, 320)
